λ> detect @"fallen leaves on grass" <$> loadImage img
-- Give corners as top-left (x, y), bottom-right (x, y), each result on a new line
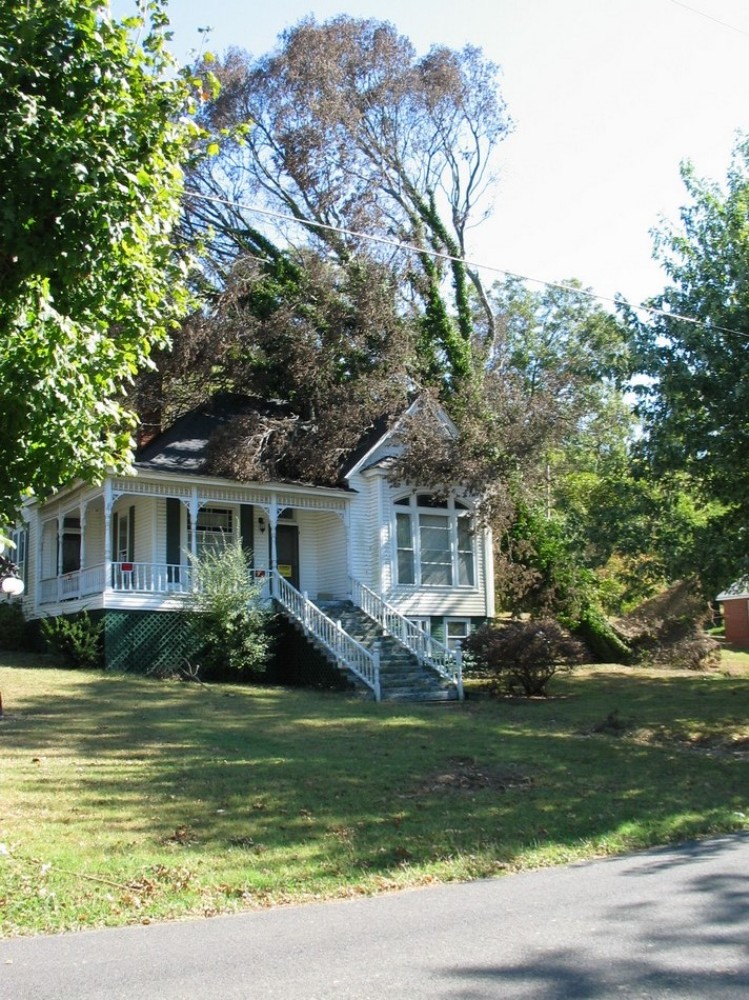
top-left (409, 756), bottom-right (533, 796)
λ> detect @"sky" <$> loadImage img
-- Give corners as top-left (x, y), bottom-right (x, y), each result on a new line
top-left (114, 0), bottom-right (749, 307)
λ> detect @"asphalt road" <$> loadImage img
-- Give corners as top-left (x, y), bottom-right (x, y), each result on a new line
top-left (2, 833), bottom-right (749, 999)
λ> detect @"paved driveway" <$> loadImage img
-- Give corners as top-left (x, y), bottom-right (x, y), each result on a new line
top-left (2, 833), bottom-right (749, 999)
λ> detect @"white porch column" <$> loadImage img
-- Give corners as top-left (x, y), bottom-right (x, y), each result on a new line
top-left (377, 474), bottom-right (387, 597)
top-left (337, 508), bottom-right (352, 595)
top-left (189, 488), bottom-right (200, 560)
top-left (268, 498), bottom-right (279, 594)
top-left (56, 510), bottom-right (64, 601)
top-left (79, 499), bottom-right (88, 573)
top-left (103, 480), bottom-right (113, 593)
top-left (483, 523), bottom-right (495, 618)
top-left (33, 508), bottom-right (42, 613)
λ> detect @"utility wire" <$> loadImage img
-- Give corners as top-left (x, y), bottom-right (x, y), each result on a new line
top-left (666, 0), bottom-right (749, 38)
top-left (184, 188), bottom-right (747, 340)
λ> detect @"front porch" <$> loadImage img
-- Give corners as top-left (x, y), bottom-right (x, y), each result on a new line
top-left (31, 472), bottom-right (352, 616)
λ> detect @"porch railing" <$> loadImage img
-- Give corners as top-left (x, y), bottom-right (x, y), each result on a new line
top-left (271, 570), bottom-right (381, 701)
top-left (350, 577), bottom-right (463, 699)
top-left (111, 561), bottom-right (190, 593)
top-left (39, 562), bottom-right (190, 603)
top-left (40, 566), bottom-right (104, 603)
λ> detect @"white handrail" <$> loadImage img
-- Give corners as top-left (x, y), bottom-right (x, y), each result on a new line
top-left (271, 571), bottom-right (381, 701)
top-left (350, 577), bottom-right (463, 699)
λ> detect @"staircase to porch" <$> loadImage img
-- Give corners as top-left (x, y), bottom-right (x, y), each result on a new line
top-left (271, 571), bottom-right (463, 703)
top-left (317, 602), bottom-right (460, 702)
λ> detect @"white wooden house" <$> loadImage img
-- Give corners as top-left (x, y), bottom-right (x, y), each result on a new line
top-left (17, 396), bottom-right (494, 699)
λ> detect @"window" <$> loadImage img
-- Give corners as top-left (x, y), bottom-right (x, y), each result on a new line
top-left (116, 514), bottom-right (130, 562)
top-left (407, 617), bottom-right (431, 635)
top-left (112, 506), bottom-right (135, 565)
top-left (396, 510), bottom-right (415, 584)
top-left (192, 507), bottom-right (233, 555)
top-left (11, 527), bottom-right (27, 581)
top-left (394, 494), bottom-right (475, 588)
top-left (61, 515), bottom-right (81, 574)
top-left (444, 618), bottom-right (472, 651)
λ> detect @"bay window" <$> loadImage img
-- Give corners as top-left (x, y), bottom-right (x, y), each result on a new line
top-left (394, 494), bottom-right (475, 587)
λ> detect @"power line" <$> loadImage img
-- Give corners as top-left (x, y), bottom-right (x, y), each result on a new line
top-left (184, 188), bottom-right (747, 340)
top-left (666, 0), bottom-right (749, 38)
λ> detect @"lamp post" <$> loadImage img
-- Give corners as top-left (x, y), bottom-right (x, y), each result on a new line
top-left (0, 553), bottom-right (24, 597)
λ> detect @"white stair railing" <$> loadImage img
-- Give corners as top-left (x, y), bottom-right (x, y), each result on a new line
top-left (271, 571), bottom-right (381, 701)
top-left (350, 578), bottom-right (463, 699)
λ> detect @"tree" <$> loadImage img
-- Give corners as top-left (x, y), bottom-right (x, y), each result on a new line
top-left (632, 136), bottom-right (749, 592)
top-left (187, 540), bottom-right (271, 680)
top-left (0, 0), bottom-right (198, 529)
top-left (133, 249), bottom-right (415, 485)
top-left (487, 277), bottom-right (632, 457)
top-left (185, 17), bottom-right (511, 389)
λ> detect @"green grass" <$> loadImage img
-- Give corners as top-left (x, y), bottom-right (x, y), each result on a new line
top-left (1, 652), bottom-right (748, 937)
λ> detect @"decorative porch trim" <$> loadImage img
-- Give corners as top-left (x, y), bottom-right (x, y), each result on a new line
top-left (111, 477), bottom-right (348, 513)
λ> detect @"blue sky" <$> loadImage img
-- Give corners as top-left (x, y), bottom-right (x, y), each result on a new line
top-left (113, 0), bottom-right (749, 306)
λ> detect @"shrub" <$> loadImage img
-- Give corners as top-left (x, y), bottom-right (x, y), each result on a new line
top-left (41, 612), bottom-right (103, 669)
top-left (187, 541), bottom-right (271, 680)
top-left (465, 618), bottom-right (587, 697)
top-left (0, 601), bottom-right (29, 650)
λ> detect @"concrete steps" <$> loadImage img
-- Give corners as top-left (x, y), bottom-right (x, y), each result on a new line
top-left (313, 601), bottom-right (460, 703)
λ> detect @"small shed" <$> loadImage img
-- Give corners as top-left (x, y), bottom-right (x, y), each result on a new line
top-left (716, 579), bottom-right (749, 647)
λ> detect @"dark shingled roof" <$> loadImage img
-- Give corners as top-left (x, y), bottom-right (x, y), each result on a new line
top-left (135, 394), bottom-right (252, 475)
top-left (134, 394), bottom-right (399, 486)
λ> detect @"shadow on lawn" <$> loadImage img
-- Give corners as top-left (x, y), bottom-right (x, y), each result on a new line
top-left (1, 663), bottom-right (748, 878)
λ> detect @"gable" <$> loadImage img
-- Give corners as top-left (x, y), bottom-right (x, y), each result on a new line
top-left (343, 396), bottom-right (458, 479)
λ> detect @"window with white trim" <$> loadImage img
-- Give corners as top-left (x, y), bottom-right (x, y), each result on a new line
top-left (10, 527), bottom-right (27, 582)
top-left (394, 494), bottom-right (475, 588)
top-left (444, 618), bottom-right (472, 651)
top-left (190, 507), bottom-right (234, 556)
top-left (61, 515), bottom-right (81, 574)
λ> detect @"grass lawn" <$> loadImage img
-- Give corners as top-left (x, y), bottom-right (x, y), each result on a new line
top-left (1, 651), bottom-right (748, 937)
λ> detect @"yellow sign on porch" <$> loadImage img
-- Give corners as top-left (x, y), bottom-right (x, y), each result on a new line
top-left (278, 564), bottom-right (293, 578)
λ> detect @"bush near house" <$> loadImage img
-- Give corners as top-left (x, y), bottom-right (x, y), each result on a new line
top-left (0, 602), bottom-right (28, 651)
top-left (40, 612), bottom-right (103, 669)
top-left (465, 618), bottom-right (587, 696)
top-left (186, 541), bottom-right (271, 681)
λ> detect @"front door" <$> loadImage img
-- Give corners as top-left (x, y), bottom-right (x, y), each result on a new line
top-left (274, 523), bottom-right (300, 589)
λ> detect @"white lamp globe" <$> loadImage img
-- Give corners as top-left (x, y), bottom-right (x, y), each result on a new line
top-left (1, 576), bottom-right (24, 596)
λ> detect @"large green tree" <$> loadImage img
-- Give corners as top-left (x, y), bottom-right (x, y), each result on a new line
top-left (0, 0), bottom-right (197, 528)
top-left (632, 137), bottom-right (749, 591)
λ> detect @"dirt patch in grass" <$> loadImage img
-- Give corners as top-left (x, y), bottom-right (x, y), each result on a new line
top-left (410, 755), bottom-right (533, 795)
top-left (630, 726), bottom-right (749, 758)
